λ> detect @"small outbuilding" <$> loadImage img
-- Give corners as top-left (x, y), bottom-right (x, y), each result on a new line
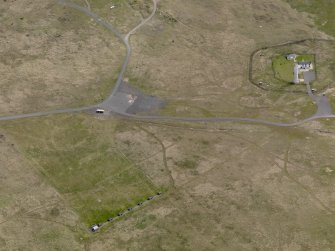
top-left (286, 54), bottom-right (297, 60)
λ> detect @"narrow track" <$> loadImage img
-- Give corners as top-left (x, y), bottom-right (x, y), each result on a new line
top-left (0, 0), bottom-right (334, 128)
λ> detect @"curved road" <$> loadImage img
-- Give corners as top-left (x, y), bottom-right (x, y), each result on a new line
top-left (0, 0), bottom-right (334, 128)
top-left (101, 0), bottom-right (158, 100)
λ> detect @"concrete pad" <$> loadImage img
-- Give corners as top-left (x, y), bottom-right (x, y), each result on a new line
top-left (304, 71), bottom-right (316, 83)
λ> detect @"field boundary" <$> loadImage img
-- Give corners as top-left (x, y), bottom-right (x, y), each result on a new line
top-left (248, 38), bottom-right (335, 94)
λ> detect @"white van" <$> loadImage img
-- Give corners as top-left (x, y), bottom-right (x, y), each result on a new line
top-left (96, 109), bottom-right (105, 114)
top-left (91, 224), bottom-right (99, 232)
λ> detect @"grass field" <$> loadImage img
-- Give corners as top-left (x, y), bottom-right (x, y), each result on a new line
top-left (1, 114), bottom-right (157, 225)
top-left (86, 121), bottom-right (335, 250)
top-left (296, 54), bottom-right (315, 62)
top-left (1, 0), bottom-right (335, 250)
top-left (272, 55), bottom-right (295, 82)
top-left (0, 0), bottom-right (127, 115)
top-left (272, 54), bottom-right (315, 83)
top-left (86, 0), bottom-right (153, 33)
top-left (285, 0), bottom-right (335, 37)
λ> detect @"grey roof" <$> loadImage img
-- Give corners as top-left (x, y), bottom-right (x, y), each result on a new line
top-left (286, 54), bottom-right (297, 59)
top-left (298, 61), bottom-right (312, 65)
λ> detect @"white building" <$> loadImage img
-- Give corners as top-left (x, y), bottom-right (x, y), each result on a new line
top-left (297, 61), bottom-right (313, 71)
top-left (286, 54), bottom-right (297, 60)
top-left (293, 62), bottom-right (313, 84)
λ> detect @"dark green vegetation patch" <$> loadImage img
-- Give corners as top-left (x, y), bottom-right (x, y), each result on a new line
top-left (272, 55), bottom-right (295, 83)
top-left (2, 114), bottom-right (156, 225)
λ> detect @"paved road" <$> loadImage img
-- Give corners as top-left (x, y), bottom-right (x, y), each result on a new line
top-left (110, 111), bottom-right (335, 127)
top-left (100, 0), bottom-right (158, 103)
top-left (306, 81), bottom-right (333, 116)
top-left (56, 0), bottom-right (157, 108)
top-left (0, 0), bottom-right (334, 128)
top-left (0, 106), bottom-right (94, 121)
top-left (57, 0), bottom-right (124, 41)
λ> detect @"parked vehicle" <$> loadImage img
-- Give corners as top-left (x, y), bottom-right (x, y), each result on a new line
top-left (96, 109), bottom-right (105, 114)
top-left (91, 224), bottom-right (99, 232)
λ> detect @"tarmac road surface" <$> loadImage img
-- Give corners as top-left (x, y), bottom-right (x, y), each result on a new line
top-left (0, 0), bottom-right (334, 128)
top-left (0, 106), bottom-right (94, 121)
